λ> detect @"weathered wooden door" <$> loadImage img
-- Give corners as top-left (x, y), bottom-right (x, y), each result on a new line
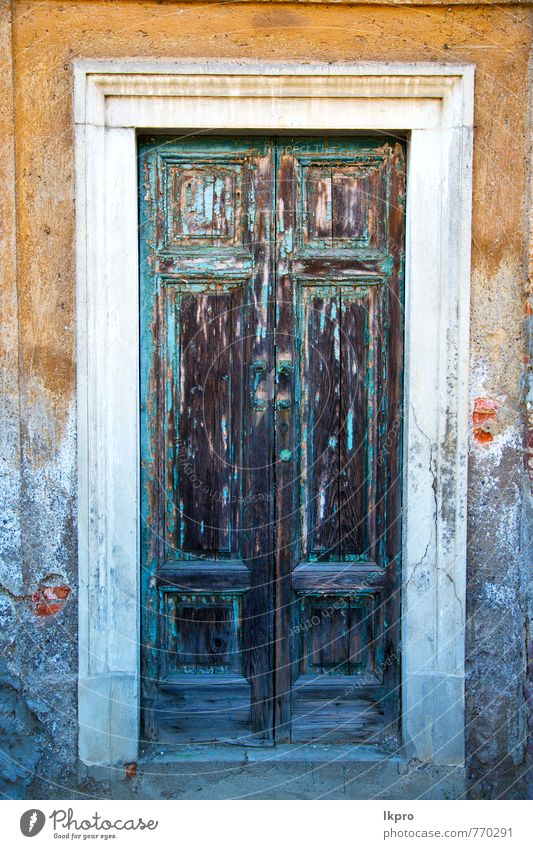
top-left (140, 136), bottom-right (405, 747)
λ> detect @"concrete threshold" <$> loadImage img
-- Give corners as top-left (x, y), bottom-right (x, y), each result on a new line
top-left (72, 745), bottom-right (466, 801)
top-left (139, 742), bottom-right (402, 766)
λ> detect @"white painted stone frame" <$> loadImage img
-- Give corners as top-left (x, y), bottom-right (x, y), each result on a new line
top-left (74, 60), bottom-right (474, 766)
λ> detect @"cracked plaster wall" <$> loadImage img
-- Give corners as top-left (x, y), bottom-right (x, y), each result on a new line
top-left (0, 0), bottom-right (532, 798)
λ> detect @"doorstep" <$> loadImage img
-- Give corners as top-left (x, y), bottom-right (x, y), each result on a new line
top-left (138, 742), bottom-right (403, 766)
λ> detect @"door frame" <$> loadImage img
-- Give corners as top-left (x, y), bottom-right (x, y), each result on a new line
top-left (75, 59), bottom-right (474, 767)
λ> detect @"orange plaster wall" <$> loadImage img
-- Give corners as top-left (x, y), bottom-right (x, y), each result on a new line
top-left (7, 2), bottom-right (532, 460)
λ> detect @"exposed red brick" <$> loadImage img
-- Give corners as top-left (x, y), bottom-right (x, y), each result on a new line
top-left (473, 397), bottom-right (499, 445)
top-left (474, 429), bottom-right (494, 445)
top-left (43, 586), bottom-right (69, 600)
top-left (32, 585), bottom-right (70, 616)
top-left (473, 396), bottom-right (499, 425)
top-left (125, 762), bottom-right (137, 780)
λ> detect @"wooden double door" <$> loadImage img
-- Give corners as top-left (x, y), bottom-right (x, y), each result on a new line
top-left (139, 135), bottom-right (405, 747)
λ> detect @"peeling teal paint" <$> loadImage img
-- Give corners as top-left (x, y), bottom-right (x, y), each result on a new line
top-left (347, 411), bottom-right (354, 452)
top-left (381, 254), bottom-right (394, 277)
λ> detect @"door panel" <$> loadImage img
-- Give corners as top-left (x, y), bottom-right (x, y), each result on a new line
top-left (296, 282), bottom-right (388, 560)
top-left (177, 287), bottom-right (242, 554)
top-left (140, 135), bottom-right (405, 748)
top-left (140, 137), bottom-right (275, 743)
top-left (274, 138), bottom-right (405, 745)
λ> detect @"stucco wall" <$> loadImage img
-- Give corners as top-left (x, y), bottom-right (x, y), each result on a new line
top-left (0, 0), bottom-right (532, 798)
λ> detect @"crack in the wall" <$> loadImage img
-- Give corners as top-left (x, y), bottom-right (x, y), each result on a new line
top-left (407, 404), bottom-right (438, 587)
top-left (405, 537), bottom-right (431, 587)
top-left (409, 405), bottom-right (466, 620)
top-left (443, 568), bottom-right (464, 618)
top-left (410, 402), bottom-right (438, 519)
top-left (0, 584), bottom-right (32, 603)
